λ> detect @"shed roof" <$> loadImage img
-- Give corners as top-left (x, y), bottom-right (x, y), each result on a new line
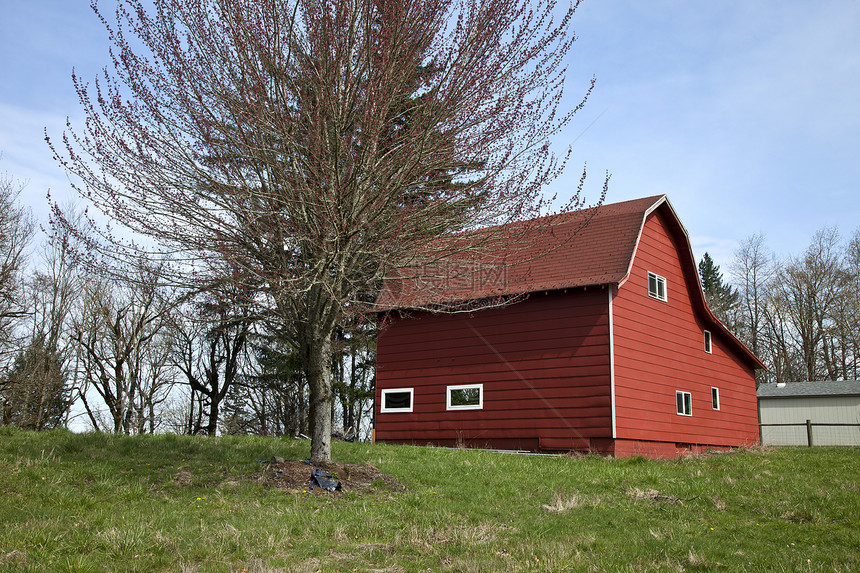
top-left (757, 381), bottom-right (860, 399)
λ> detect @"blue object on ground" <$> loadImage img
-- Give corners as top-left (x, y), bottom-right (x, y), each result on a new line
top-left (310, 468), bottom-right (342, 492)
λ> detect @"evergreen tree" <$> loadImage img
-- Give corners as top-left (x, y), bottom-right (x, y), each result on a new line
top-left (699, 253), bottom-right (741, 331)
top-left (220, 383), bottom-right (254, 436)
top-left (251, 337), bottom-right (307, 438)
top-left (0, 335), bottom-right (70, 430)
top-left (331, 323), bottom-right (376, 440)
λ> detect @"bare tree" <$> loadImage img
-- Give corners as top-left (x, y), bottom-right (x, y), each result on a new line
top-left (805, 228), bottom-right (851, 381)
top-left (840, 229), bottom-right (860, 379)
top-left (50, 0), bottom-right (603, 461)
top-left (130, 325), bottom-right (177, 434)
top-left (0, 187), bottom-right (80, 429)
top-left (731, 234), bottom-right (776, 359)
top-left (731, 229), bottom-right (860, 385)
top-left (765, 265), bottom-right (809, 383)
top-left (774, 228), bottom-right (847, 381)
top-left (73, 265), bottom-right (174, 433)
top-left (171, 293), bottom-right (252, 437)
top-left (0, 171), bottom-right (35, 356)
top-left (159, 383), bottom-right (207, 436)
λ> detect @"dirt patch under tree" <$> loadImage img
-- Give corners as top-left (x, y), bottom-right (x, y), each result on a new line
top-left (252, 458), bottom-right (404, 495)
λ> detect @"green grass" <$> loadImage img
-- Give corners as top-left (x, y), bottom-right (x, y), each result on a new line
top-left (1, 427), bottom-right (858, 572)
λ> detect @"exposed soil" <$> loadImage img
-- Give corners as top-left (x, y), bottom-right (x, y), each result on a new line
top-left (252, 458), bottom-right (404, 495)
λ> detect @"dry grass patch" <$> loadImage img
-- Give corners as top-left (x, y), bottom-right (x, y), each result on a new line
top-left (541, 492), bottom-right (600, 513)
top-left (648, 527), bottom-right (674, 541)
top-left (623, 486), bottom-right (696, 505)
top-left (0, 550), bottom-right (27, 568)
top-left (173, 469), bottom-right (193, 486)
top-left (399, 522), bottom-right (511, 553)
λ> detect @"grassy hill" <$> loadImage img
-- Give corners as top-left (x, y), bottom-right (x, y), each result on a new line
top-left (1, 427), bottom-right (858, 572)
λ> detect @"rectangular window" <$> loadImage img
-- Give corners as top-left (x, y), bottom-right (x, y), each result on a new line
top-left (704, 330), bottom-right (712, 353)
top-left (676, 391), bottom-right (692, 416)
top-left (648, 272), bottom-right (667, 301)
top-left (447, 384), bottom-right (483, 410)
top-left (380, 388), bottom-right (413, 413)
top-left (711, 387), bottom-right (720, 410)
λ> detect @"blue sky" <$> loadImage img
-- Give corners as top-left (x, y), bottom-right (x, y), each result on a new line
top-left (1, 0), bottom-right (859, 275)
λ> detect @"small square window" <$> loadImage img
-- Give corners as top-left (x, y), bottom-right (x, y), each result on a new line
top-left (447, 384), bottom-right (483, 410)
top-left (381, 388), bottom-right (413, 413)
top-left (676, 391), bottom-right (692, 416)
top-left (648, 272), bottom-right (667, 301)
top-left (704, 330), bottom-right (712, 353)
top-left (711, 387), bottom-right (720, 410)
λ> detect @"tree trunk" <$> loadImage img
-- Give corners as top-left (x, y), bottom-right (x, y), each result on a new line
top-left (207, 397), bottom-right (219, 437)
top-left (186, 388), bottom-right (195, 435)
top-left (346, 346), bottom-right (358, 433)
top-left (299, 375), bottom-right (308, 436)
top-left (304, 324), bottom-right (333, 463)
top-left (111, 394), bottom-right (124, 434)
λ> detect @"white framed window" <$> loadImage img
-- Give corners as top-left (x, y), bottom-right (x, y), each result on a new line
top-left (648, 272), bottom-right (667, 302)
top-left (380, 388), bottom-right (414, 413)
top-left (676, 391), bottom-right (692, 416)
top-left (704, 330), bottom-right (712, 353)
top-left (711, 387), bottom-right (720, 410)
top-left (447, 384), bottom-right (483, 410)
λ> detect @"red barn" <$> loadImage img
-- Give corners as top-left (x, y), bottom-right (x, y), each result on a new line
top-left (373, 195), bottom-right (763, 458)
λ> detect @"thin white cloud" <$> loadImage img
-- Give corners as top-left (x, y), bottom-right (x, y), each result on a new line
top-left (0, 102), bottom-right (79, 223)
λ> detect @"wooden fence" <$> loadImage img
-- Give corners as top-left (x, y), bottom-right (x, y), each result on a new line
top-left (759, 420), bottom-right (860, 447)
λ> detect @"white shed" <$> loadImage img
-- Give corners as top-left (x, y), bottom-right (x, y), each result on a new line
top-left (757, 381), bottom-right (860, 446)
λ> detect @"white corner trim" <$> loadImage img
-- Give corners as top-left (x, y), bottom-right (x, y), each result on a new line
top-left (609, 286), bottom-right (617, 439)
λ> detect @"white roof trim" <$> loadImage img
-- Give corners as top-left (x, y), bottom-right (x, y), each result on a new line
top-left (617, 195), bottom-right (668, 288)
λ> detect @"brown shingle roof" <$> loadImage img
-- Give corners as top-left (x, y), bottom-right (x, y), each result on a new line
top-left (511, 194), bottom-right (664, 291)
top-left (374, 195), bottom-right (665, 309)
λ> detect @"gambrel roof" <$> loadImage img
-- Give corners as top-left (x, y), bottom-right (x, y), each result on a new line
top-left (375, 194), bottom-right (764, 369)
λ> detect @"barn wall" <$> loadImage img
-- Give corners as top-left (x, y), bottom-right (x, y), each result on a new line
top-left (375, 289), bottom-right (612, 449)
top-left (612, 209), bottom-right (760, 448)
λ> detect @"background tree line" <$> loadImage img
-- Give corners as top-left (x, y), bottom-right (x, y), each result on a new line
top-left (6, 160), bottom-right (859, 434)
top-left (0, 170), bottom-right (375, 436)
top-left (701, 227), bottom-right (860, 385)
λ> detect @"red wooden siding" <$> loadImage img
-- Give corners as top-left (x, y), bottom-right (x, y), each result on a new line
top-left (375, 289), bottom-right (612, 450)
top-left (612, 210), bottom-right (759, 447)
